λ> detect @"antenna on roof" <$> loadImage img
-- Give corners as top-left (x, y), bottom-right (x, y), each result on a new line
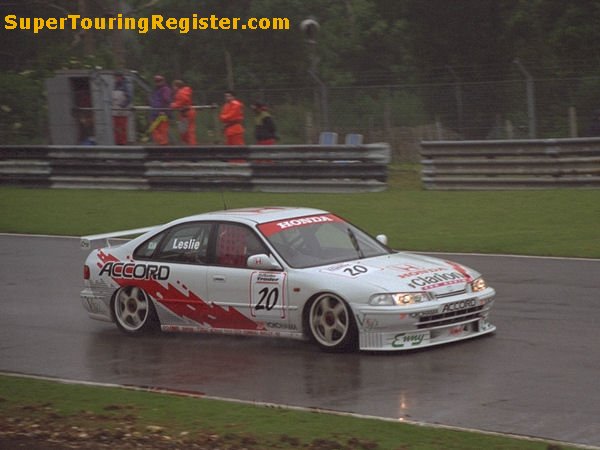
top-left (221, 190), bottom-right (228, 211)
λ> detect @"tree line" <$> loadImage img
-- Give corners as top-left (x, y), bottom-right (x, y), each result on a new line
top-left (2, 0), bottom-right (600, 142)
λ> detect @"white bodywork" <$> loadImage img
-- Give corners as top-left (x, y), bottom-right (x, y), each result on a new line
top-left (81, 207), bottom-right (496, 351)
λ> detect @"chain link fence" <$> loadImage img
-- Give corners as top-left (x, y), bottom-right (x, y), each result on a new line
top-left (3, 75), bottom-right (600, 162)
top-left (237, 74), bottom-right (600, 161)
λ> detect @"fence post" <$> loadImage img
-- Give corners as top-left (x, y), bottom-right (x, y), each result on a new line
top-left (447, 66), bottom-right (464, 135)
top-left (384, 87), bottom-right (392, 141)
top-left (303, 18), bottom-right (329, 131)
top-left (569, 106), bottom-right (578, 138)
top-left (435, 116), bottom-right (444, 140)
top-left (305, 112), bottom-right (314, 143)
top-left (514, 59), bottom-right (537, 139)
top-left (505, 120), bottom-right (514, 139)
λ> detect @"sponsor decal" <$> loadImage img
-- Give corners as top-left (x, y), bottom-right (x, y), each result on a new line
top-left (392, 264), bottom-right (446, 279)
top-left (407, 271), bottom-right (465, 290)
top-left (391, 332), bottom-right (429, 348)
top-left (256, 272), bottom-right (280, 283)
top-left (444, 260), bottom-right (473, 282)
top-left (480, 320), bottom-right (493, 331)
top-left (161, 325), bottom-right (198, 333)
top-left (449, 325), bottom-right (466, 336)
top-left (172, 237), bottom-right (202, 250)
top-left (258, 214), bottom-right (343, 236)
top-left (408, 309), bottom-right (439, 318)
top-left (265, 322), bottom-right (297, 330)
top-left (356, 314), bottom-right (379, 330)
top-left (442, 298), bottom-right (477, 313)
top-left (320, 263), bottom-right (379, 278)
top-left (276, 215), bottom-right (333, 230)
top-left (250, 271), bottom-right (286, 318)
top-left (99, 261), bottom-right (170, 280)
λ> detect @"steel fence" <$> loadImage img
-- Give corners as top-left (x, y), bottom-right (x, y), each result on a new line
top-left (237, 75), bottom-right (600, 161)
top-left (420, 138), bottom-right (600, 190)
top-left (0, 143), bottom-right (390, 192)
top-left (3, 75), bottom-right (600, 162)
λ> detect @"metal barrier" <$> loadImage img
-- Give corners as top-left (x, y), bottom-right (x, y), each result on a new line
top-left (0, 143), bottom-right (390, 193)
top-left (420, 138), bottom-right (600, 190)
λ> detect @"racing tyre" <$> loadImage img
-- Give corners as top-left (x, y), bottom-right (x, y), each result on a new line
top-left (307, 293), bottom-right (357, 352)
top-left (112, 286), bottom-right (159, 334)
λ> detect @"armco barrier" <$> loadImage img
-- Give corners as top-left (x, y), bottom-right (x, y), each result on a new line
top-left (420, 138), bottom-right (600, 190)
top-left (0, 144), bottom-right (390, 193)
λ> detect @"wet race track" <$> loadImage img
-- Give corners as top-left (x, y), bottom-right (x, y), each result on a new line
top-left (1, 234), bottom-right (599, 447)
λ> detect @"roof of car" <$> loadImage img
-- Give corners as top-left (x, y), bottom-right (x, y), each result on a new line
top-left (175, 207), bottom-right (329, 225)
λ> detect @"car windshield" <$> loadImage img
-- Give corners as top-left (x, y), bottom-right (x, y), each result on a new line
top-left (257, 213), bottom-right (391, 268)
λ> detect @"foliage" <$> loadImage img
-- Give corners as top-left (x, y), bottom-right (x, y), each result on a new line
top-left (0, 72), bottom-right (45, 143)
top-left (2, 0), bottom-right (600, 142)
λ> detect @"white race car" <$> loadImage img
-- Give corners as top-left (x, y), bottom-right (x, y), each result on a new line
top-left (81, 207), bottom-right (496, 352)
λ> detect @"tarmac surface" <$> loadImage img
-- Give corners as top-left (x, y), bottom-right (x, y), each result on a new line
top-left (1, 234), bottom-right (599, 447)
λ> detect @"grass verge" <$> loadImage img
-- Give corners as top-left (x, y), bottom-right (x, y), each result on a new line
top-left (0, 181), bottom-right (599, 258)
top-left (0, 374), bottom-right (579, 450)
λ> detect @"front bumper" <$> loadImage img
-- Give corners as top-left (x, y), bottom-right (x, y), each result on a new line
top-left (355, 288), bottom-right (496, 351)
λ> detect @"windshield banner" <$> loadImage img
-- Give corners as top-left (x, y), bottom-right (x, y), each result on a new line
top-left (258, 214), bottom-right (343, 236)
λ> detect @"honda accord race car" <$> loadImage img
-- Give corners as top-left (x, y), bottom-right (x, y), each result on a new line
top-left (81, 207), bottom-right (496, 352)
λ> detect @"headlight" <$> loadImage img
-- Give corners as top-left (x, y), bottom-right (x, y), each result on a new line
top-left (369, 292), bottom-right (431, 306)
top-left (470, 277), bottom-right (487, 292)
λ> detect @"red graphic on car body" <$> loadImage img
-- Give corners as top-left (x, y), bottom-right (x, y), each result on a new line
top-left (97, 251), bottom-right (260, 331)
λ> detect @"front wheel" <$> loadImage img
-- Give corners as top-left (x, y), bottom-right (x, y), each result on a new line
top-left (112, 286), bottom-right (159, 334)
top-left (307, 293), bottom-right (357, 352)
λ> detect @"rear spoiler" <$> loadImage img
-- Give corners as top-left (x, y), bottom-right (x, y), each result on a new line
top-left (80, 225), bottom-right (159, 250)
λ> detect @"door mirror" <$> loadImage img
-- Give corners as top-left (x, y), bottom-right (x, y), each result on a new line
top-left (376, 234), bottom-right (388, 246)
top-left (247, 254), bottom-right (282, 271)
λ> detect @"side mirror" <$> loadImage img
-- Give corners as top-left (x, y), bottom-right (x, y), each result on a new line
top-left (247, 254), bottom-right (282, 271)
top-left (376, 234), bottom-right (388, 246)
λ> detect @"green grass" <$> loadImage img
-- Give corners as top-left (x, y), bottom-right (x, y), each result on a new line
top-left (0, 176), bottom-right (599, 258)
top-left (0, 374), bottom-right (578, 450)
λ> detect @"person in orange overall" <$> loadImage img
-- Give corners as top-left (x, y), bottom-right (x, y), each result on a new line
top-left (148, 75), bottom-right (171, 145)
top-left (219, 90), bottom-right (245, 145)
top-left (170, 80), bottom-right (197, 145)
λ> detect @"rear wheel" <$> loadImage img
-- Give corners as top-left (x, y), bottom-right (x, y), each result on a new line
top-left (112, 286), bottom-right (158, 334)
top-left (307, 293), bottom-right (357, 352)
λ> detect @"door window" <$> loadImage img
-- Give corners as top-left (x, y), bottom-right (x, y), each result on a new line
top-left (135, 222), bottom-right (212, 264)
top-left (215, 223), bottom-right (267, 268)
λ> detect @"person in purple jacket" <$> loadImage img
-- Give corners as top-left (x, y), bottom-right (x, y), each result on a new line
top-left (148, 75), bottom-right (172, 145)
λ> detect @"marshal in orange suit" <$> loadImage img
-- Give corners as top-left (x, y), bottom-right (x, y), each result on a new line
top-left (170, 80), bottom-right (197, 145)
top-left (219, 90), bottom-right (245, 145)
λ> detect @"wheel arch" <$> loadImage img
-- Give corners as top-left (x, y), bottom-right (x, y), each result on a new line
top-left (302, 290), bottom-right (358, 352)
top-left (301, 290), bottom-right (340, 337)
top-left (111, 284), bottom-right (160, 334)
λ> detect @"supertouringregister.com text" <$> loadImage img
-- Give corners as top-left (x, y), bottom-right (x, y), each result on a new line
top-left (4, 13), bottom-right (290, 34)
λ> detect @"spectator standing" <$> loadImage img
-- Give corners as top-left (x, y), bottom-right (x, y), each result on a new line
top-left (112, 72), bottom-right (131, 145)
top-left (251, 101), bottom-right (277, 144)
top-left (170, 80), bottom-right (197, 145)
top-left (219, 90), bottom-right (245, 145)
top-left (149, 75), bottom-right (171, 145)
